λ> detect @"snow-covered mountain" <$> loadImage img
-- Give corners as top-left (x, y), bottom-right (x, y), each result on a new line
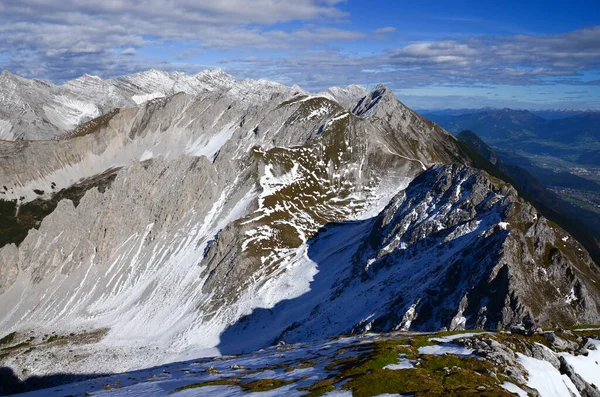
top-left (0, 69), bottom-right (239, 141)
top-left (0, 70), bottom-right (599, 393)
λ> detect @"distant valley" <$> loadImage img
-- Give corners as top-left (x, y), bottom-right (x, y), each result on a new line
top-left (426, 108), bottom-right (600, 254)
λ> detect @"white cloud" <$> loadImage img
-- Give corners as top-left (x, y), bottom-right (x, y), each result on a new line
top-left (0, 0), bottom-right (353, 79)
top-left (120, 47), bottom-right (136, 56)
top-left (373, 27), bottom-right (397, 35)
top-left (0, 0), bottom-right (598, 106)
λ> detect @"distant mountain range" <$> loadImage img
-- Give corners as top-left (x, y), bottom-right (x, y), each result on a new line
top-left (456, 130), bottom-right (600, 265)
top-left (424, 108), bottom-right (600, 166)
top-left (420, 108), bottom-right (598, 120)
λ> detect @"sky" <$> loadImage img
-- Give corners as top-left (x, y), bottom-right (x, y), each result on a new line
top-left (0, 0), bottom-right (599, 109)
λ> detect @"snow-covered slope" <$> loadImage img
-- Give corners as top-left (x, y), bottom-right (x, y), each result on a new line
top-left (0, 71), bottom-right (598, 390)
top-left (0, 69), bottom-right (239, 140)
top-left (319, 84), bottom-right (369, 109)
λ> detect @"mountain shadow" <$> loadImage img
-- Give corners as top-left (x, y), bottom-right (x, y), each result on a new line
top-left (216, 211), bottom-right (511, 355)
top-left (217, 163), bottom-right (600, 356)
top-left (0, 366), bottom-right (110, 396)
top-left (217, 218), bottom-right (373, 355)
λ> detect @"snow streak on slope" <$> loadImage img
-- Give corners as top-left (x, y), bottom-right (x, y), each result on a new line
top-left (132, 92), bottom-right (166, 104)
top-left (0, 119), bottom-right (13, 140)
top-left (185, 122), bottom-right (237, 160)
top-left (43, 97), bottom-right (100, 131)
top-left (0, 156), bottom-right (261, 372)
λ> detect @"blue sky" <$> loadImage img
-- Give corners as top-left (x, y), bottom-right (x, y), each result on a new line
top-left (1, 0), bottom-right (599, 109)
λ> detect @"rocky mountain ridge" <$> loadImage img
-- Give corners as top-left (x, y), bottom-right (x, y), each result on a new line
top-left (0, 70), bottom-right (598, 387)
top-left (0, 69), bottom-right (363, 141)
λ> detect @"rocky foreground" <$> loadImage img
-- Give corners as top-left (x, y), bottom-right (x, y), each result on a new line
top-left (1, 327), bottom-right (599, 396)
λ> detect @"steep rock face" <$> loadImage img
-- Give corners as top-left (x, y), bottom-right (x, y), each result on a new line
top-left (0, 87), bottom-right (307, 204)
top-left (319, 84), bottom-right (369, 109)
top-left (217, 164), bottom-right (600, 354)
top-left (0, 155), bottom-right (257, 374)
top-left (356, 164), bottom-right (600, 331)
top-left (353, 85), bottom-right (462, 166)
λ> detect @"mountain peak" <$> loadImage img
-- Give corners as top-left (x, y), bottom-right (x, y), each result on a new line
top-left (351, 83), bottom-right (395, 118)
top-left (0, 70), bottom-right (19, 81)
top-left (318, 84), bottom-right (368, 109)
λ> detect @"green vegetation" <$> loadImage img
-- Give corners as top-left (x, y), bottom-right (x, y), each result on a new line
top-left (43, 329), bottom-right (108, 346)
top-left (171, 379), bottom-right (240, 393)
top-left (56, 109), bottom-right (120, 140)
top-left (0, 332), bottom-right (17, 346)
top-left (562, 195), bottom-right (600, 214)
top-left (0, 329), bottom-right (109, 364)
top-left (298, 379), bottom-right (336, 397)
top-left (171, 378), bottom-right (295, 394)
top-left (284, 360), bottom-right (318, 372)
top-left (0, 340), bottom-right (32, 352)
top-left (242, 378), bottom-right (296, 392)
top-left (335, 339), bottom-right (511, 397)
top-left (291, 330), bottom-right (526, 397)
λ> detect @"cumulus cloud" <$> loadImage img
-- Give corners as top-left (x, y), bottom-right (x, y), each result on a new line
top-left (0, 0), bottom-right (598, 105)
top-left (0, 0), bottom-right (352, 79)
top-left (221, 26), bottom-right (600, 92)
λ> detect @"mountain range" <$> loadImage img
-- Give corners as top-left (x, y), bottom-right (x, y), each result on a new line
top-left (424, 108), bottom-right (600, 166)
top-left (0, 69), bottom-right (599, 396)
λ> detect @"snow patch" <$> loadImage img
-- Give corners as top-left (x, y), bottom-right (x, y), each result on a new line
top-left (383, 354), bottom-right (415, 370)
top-left (501, 382), bottom-right (528, 397)
top-left (498, 222), bottom-right (510, 230)
top-left (139, 149), bottom-right (154, 162)
top-left (258, 161), bottom-right (303, 206)
top-left (565, 287), bottom-right (578, 304)
top-left (517, 353), bottom-right (576, 397)
top-left (132, 92), bottom-right (166, 104)
top-left (185, 121), bottom-right (236, 160)
top-left (560, 339), bottom-right (600, 388)
top-left (418, 344), bottom-right (473, 356)
top-left (430, 332), bottom-right (487, 343)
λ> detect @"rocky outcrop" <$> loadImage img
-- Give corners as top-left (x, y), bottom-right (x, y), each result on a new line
top-left (352, 164), bottom-right (600, 331)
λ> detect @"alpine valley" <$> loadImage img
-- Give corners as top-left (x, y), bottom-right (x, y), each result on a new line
top-left (0, 69), bottom-right (599, 397)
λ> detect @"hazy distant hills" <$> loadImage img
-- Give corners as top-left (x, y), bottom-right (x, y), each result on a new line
top-left (421, 108), bottom-right (592, 120)
top-left (456, 129), bottom-right (600, 265)
top-left (424, 108), bottom-right (600, 166)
